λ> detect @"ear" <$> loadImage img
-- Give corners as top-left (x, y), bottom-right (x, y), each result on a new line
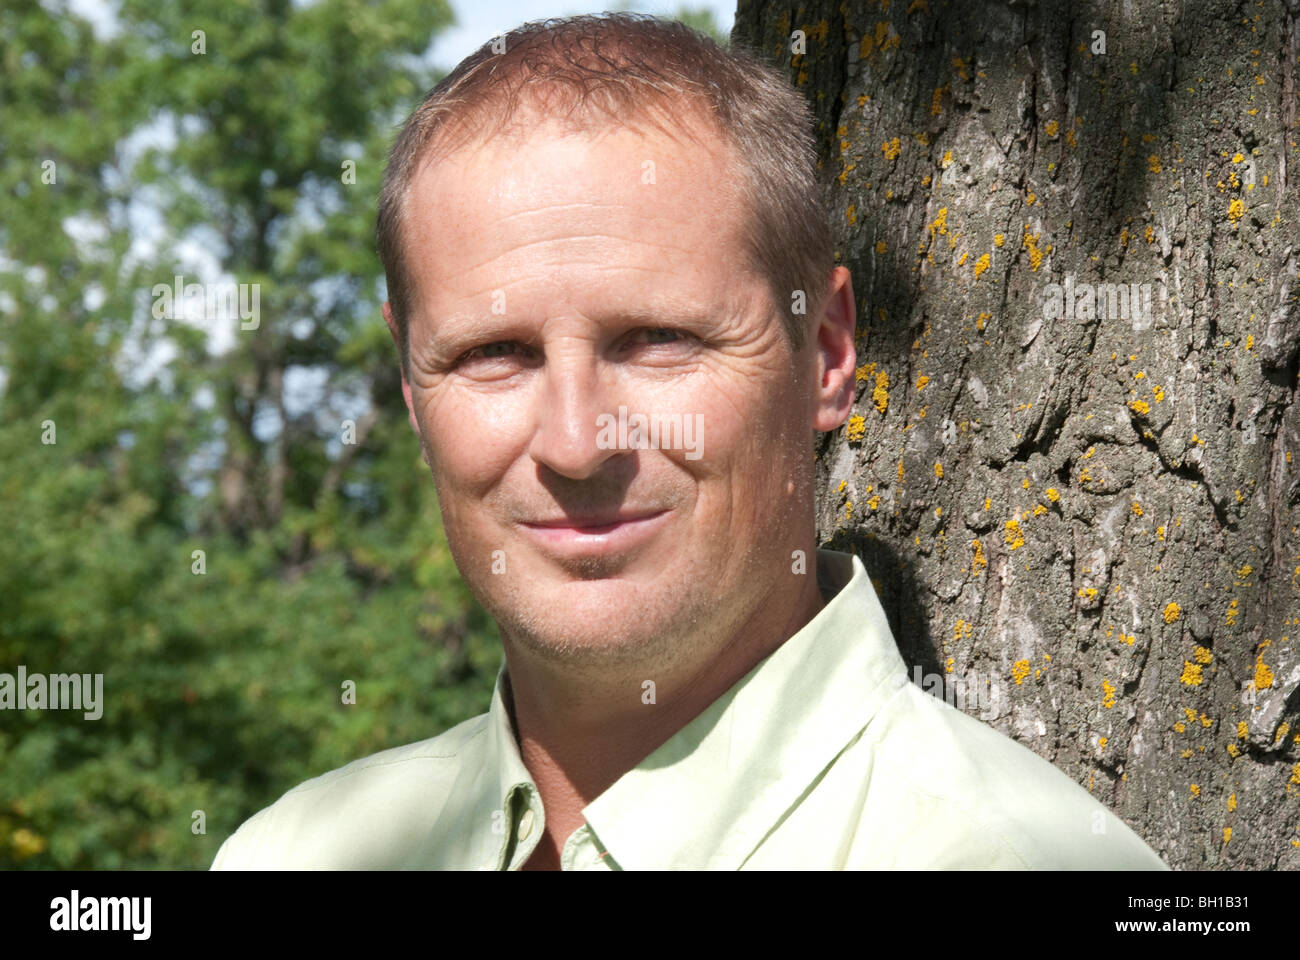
top-left (382, 301), bottom-right (421, 437)
top-left (811, 266), bottom-right (858, 433)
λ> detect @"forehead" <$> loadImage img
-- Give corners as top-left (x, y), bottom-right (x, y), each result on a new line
top-left (401, 109), bottom-right (753, 310)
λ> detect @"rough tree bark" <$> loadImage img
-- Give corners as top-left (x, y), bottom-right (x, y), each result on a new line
top-left (734, 0), bottom-right (1300, 868)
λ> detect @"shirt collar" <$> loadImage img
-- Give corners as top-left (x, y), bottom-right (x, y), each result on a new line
top-left (485, 667), bottom-right (536, 869)
top-left (477, 548), bottom-right (908, 869)
top-left (428, 661), bottom-right (533, 870)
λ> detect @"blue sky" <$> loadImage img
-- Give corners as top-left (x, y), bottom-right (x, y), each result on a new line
top-left (65, 0), bottom-right (736, 67)
top-left (432, 2), bottom-right (735, 68)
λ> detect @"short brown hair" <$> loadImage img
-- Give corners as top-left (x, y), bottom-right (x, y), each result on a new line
top-left (376, 13), bottom-right (834, 371)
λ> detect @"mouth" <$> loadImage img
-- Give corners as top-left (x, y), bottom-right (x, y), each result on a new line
top-left (516, 510), bottom-right (670, 558)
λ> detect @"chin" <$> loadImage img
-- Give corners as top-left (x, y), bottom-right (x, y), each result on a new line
top-left (507, 614), bottom-right (672, 667)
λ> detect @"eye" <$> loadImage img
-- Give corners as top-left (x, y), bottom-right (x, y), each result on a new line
top-left (625, 327), bottom-right (686, 346)
top-left (459, 341), bottom-right (524, 363)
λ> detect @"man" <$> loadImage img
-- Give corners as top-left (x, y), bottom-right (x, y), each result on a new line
top-left (211, 13), bottom-right (1168, 870)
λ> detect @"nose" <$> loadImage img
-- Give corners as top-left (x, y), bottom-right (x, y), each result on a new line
top-left (527, 345), bottom-right (623, 480)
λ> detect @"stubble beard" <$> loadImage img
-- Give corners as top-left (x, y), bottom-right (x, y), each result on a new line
top-left (483, 554), bottom-right (738, 678)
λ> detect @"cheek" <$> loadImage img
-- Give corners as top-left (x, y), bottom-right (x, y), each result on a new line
top-left (681, 378), bottom-right (798, 502)
top-left (708, 368), bottom-right (801, 455)
top-left (729, 390), bottom-right (808, 512)
top-left (418, 387), bottom-right (528, 492)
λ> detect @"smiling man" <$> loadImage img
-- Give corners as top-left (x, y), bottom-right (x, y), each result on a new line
top-left (211, 13), bottom-right (1168, 871)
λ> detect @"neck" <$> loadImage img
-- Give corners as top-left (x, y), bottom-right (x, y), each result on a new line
top-left (503, 548), bottom-right (826, 860)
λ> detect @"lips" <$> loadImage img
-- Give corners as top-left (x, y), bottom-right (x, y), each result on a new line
top-left (516, 509), bottom-right (670, 558)
top-left (522, 510), bottom-right (666, 531)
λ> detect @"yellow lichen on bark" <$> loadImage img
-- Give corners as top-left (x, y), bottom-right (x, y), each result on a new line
top-left (872, 370), bottom-right (889, 413)
top-left (1005, 517), bottom-right (1025, 549)
top-left (846, 414), bottom-right (866, 442)
top-left (1255, 656), bottom-right (1275, 690)
top-left (1102, 679), bottom-right (1117, 708)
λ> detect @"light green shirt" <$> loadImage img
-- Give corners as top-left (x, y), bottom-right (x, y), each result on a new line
top-left (211, 548), bottom-right (1168, 870)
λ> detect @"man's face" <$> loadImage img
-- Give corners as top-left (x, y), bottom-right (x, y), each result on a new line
top-left (389, 109), bottom-right (837, 670)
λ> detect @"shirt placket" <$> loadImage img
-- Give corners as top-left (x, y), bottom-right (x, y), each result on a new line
top-left (501, 784), bottom-right (541, 870)
top-left (560, 824), bottom-right (617, 870)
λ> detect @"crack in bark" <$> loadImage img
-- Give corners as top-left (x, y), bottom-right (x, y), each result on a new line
top-left (1126, 409), bottom-right (1231, 529)
top-left (1283, 8), bottom-right (1296, 189)
top-left (943, 352), bottom-right (971, 427)
top-left (1261, 391), bottom-right (1295, 640)
top-left (1006, 380), bottom-right (1072, 466)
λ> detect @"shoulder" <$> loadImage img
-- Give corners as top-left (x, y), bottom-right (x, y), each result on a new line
top-left (850, 681), bottom-right (1168, 869)
top-left (210, 713), bottom-right (490, 870)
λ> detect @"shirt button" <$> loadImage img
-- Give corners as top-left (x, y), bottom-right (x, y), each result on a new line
top-left (518, 808), bottom-right (535, 841)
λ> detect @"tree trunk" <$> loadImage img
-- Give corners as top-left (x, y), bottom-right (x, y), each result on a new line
top-left (734, 0), bottom-right (1300, 869)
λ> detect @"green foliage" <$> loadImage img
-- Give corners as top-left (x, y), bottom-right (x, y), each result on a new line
top-left (669, 6), bottom-right (730, 47)
top-left (0, 0), bottom-right (508, 869)
top-left (0, 0), bottom-right (739, 871)
top-left (616, 3), bottom-right (730, 46)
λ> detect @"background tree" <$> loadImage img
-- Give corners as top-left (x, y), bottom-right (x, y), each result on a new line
top-left (0, 0), bottom-right (744, 871)
top-left (0, 0), bottom-right (500, 869)
top-left (666, 4), bottom-right (730, 45)
top-left (733, 0), bottom-right (1300, 868)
